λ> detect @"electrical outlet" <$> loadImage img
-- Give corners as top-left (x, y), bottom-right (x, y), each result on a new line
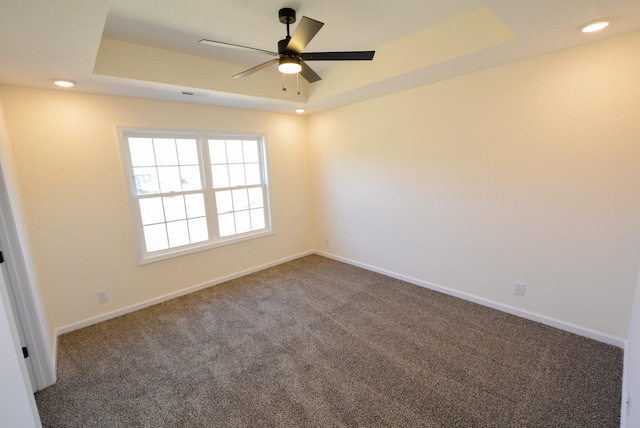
top-left (324, 237), bottom-right (330, 246)
top-left (96, 290), bottom-right (108, 303)
top-left (514, 282), bottom-right (525, 296)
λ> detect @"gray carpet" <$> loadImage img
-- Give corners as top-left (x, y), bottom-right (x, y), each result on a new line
top-left (35, 255), bottom-right (623, 427)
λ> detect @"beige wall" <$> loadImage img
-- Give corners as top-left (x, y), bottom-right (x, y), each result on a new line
top-left (0, 87), bottom-right (313, 331)
top-left (309, 32), bottom-right (640, 339)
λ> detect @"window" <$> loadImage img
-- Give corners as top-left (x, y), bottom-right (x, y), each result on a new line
top-left (119, 129), bottom-right (272, 264)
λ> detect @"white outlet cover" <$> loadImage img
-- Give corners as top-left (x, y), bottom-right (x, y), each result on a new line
top-left (514, 282), bottom-right (526, 296)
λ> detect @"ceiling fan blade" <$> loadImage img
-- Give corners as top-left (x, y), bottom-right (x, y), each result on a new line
top-left (233, 58), bottom-right (279, 78)
top-left (286, 16), bottom-right (324, 54)
top-left (199, 39), bottom-right (278, 57)
top-left (299, 61), bottom-right (322, 83)
top-left (301, 51), bottom-right (376, 61)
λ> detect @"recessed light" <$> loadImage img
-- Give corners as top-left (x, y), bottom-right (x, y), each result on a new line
top-left (295, 108), bottom-right (305, 114)
top-left (581, 20), bottom-right (610, 33)
top-left (52, 79), bottom-right (76, 87)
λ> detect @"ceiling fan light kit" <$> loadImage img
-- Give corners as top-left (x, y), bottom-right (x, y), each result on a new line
top-left (199, 7), bottom-right (375, 84)
top-left (278, 56), bottom-right (302, 74)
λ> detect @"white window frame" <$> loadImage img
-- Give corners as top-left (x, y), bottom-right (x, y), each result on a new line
top-left (117, 127), bottom-right (273, 265)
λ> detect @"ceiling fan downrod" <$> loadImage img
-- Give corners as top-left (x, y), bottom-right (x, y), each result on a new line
top-left (279, 7), bottom-right (297, 38)
top-left (278, 8), bottom-right (297, 55)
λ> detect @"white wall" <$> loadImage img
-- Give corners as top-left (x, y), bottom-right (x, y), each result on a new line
top-left (309, 31), bottom-right (640, 341)
top-left (0, 87), bottom-right (313, 333)
top-left (624, 263), bottom-right (640, 425)
top-left (0, 269), bottom-right (41, 427)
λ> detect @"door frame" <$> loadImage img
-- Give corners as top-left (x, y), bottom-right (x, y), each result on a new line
top-left (1, 257), bottom-right (38, 391)
top-left (0, 159), bottom-right (55, 391)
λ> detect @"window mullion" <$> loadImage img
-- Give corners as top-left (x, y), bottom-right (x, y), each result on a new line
top-left (239, 140), bottom-right (255, 231)
top-left (200, 136), bottom-right (221, 241)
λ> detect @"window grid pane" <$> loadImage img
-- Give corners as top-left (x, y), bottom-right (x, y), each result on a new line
top-left (211, 165), bottom-right (230, 189)
top-left (188, 217), bottom-right (209, 243)
top-left (234, 211), bottom-right (251, 234)
top-left (215, 191), bottom-right (233, 214)
top-left (139, 197), bottom-right (165, 225)
top-left (185, 193), bottom-right (206, 218)
top-left (133, 167), bottom-right (160, 195)
top-left (180, 166), bottom-right (202, 191)
top-left (129, 138), bottom-right (156, 167)
top-left (143, 224), bottom-right (169, 252)
top-left (226, 140), bottom-right (243, 163)
top-left (163, 195), bottom-right (187, 222)
top-left (176, 139), bottom-right (199, 165)
top-left (243, 140), bottom-right (259, 163)
top-left (248, 187), bottom-right (263, 208)
top-left (228, 164), bottom-right (246, 187)
top-left (209, 140), bottom-right (227, 164)
top-left (232, 189), bottom-right (249, 211)
top-left (218, 213), bottom-right (235, 237)
top-left (245, 163), bottom-right (261, 185)
top-left (250, 208), bottom-right (265, 230)
top-left (167, 220), bottom-right (190, 248)
top-left (153, 138), bottom-right (178, 166)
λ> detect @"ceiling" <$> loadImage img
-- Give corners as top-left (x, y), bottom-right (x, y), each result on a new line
top-left (1, 0), bottom-right (640, 114)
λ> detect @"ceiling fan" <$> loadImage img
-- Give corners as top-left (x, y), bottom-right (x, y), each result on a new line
top-left (199, 8), bottom-right (375, 84)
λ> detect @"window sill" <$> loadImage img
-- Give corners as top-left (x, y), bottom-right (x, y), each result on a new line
top-left (137, 229), bottom-right (274, 265)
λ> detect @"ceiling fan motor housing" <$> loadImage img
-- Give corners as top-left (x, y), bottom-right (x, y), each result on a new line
top-left (278, 38), bottom-right (296, 56)
top-left (278, 8), bottom-right (296, 24)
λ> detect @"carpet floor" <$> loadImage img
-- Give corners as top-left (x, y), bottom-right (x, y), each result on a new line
top-left (35, 255), bottom-right (623, 427)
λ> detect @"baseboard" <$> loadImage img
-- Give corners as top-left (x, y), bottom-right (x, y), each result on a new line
top-left (55, 250), bottom-right (314, 336)
top-left (55, 248), bottom-right (626, 348)
top-left (315, 250), bottom-right (626, 349)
